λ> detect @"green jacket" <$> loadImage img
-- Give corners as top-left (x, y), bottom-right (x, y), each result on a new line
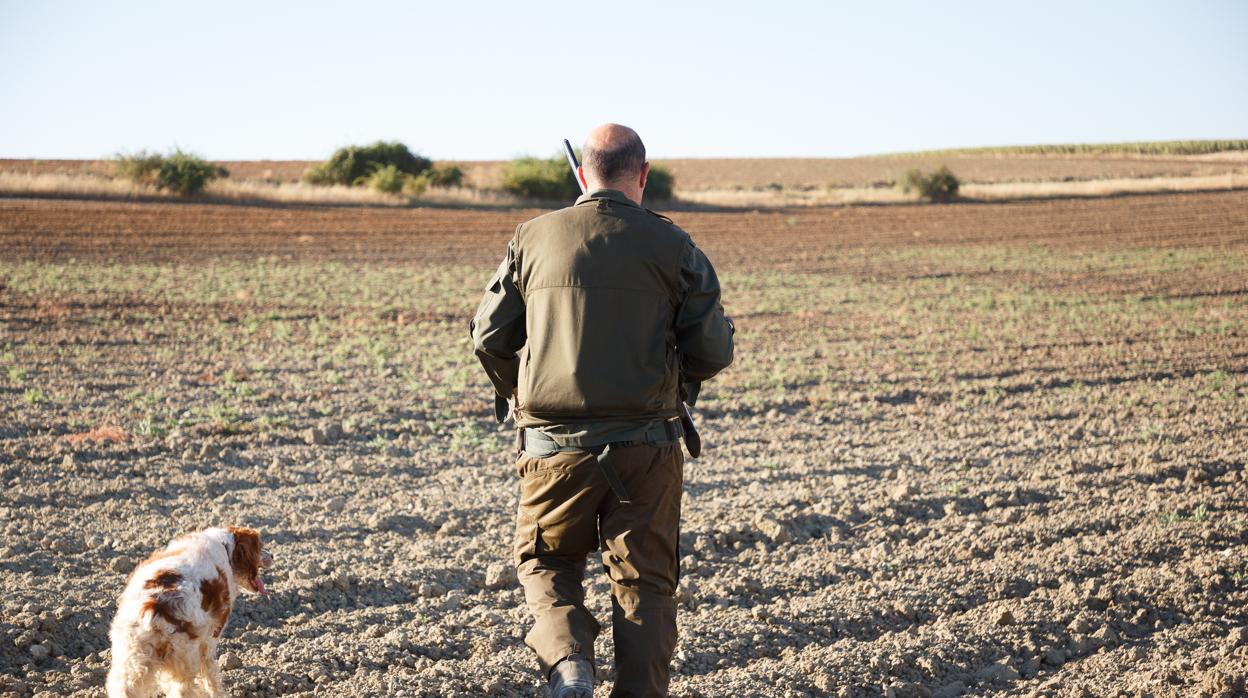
top-left (471, 189), bottom-right (733, 436)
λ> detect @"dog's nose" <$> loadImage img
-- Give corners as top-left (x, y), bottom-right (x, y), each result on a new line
top-left (260, 549), bottom-right (274, 568)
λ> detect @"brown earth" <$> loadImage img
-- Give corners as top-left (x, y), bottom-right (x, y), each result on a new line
top-left (1, 192), bottom-right (1246, 697)
top-left (3, 191), bottom-right (1246, 266)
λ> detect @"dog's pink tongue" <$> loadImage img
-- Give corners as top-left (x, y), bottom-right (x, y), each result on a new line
top-left (254, 576), bottom-right (269, 597)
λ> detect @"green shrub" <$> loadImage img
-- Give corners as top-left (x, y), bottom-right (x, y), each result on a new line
top-left (644, 164), bottom-right (675, 204)
top-left (357, 163), bottom-right (405, 194)
top-left (899, 169), bottom-right (923, 193)
top-left (304, 141), bottom-right (432, 186)
top-left (427, 164), bottom-right (464, 188)
top-left (114, 150), bottom-right (165, 184)
top-left (502, 154), bottom-right (675, 203)
top-left (157, 150), bottom-right (220, 195)
top-left (501, 155), bottom-right (581, 200)
top-left (115, 149), bottom-right (219, 195)
top-left (403, 174), bottom-right (429, 197)
top-left (899, 166), bottom-right (960, 203)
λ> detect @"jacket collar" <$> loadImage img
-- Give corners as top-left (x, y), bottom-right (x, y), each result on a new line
top-left (575, 188), bottom-right (642, 209)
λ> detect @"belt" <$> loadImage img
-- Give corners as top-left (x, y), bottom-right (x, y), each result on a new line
top-left (520, 419), bottom-right (684, 505)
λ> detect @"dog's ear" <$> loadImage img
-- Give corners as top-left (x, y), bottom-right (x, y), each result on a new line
top-left (227, 527), bottom-right (262, 578)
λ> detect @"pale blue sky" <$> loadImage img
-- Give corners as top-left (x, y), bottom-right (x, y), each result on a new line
top-left (1, 1), bottom-right (1244, 160)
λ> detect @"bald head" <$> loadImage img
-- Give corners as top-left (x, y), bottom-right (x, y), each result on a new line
top-left (582, 123), bottom-right (647, 190)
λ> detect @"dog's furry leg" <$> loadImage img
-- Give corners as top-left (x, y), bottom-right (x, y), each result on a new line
top-left (163, 679), bottom-right (213, 698)
top-left (106, 661), bottom-right (157, 698)
top-left (199, 642), bottom-right (225, 697)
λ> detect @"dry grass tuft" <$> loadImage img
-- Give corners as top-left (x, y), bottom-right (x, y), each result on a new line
top-left (413, 186), bottom-right (525, 207)
top-left (4, 168), bottom-right (1246, 210)
top-left (0, 172), bottom-right (161, 198)
top-left (0, 172), bottom-right (411, 206)
top-left (0, 171), bottom-right (531, 208)
top-left (207, 179), bottom-right (408, 206)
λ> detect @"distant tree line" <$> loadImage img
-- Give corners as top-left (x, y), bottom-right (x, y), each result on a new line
top-left (112, 140), bottom-right (673, 203)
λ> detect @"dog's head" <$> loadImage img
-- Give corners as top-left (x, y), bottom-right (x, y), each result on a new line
top-left (226, 527), bottom-right (273, 596)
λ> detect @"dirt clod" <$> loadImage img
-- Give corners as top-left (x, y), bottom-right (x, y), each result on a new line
top-left (754, 515), bottom-right (791, 543)
top-left (485, 563), bottom-right (516, 590)
top-left (219, 652), bottom-right (242, 671)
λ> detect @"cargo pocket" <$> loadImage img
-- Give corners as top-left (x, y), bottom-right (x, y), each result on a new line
top-left (513, 453), bottom-right (542, 565)
top-left (514, 507), bottom-right (541, 565)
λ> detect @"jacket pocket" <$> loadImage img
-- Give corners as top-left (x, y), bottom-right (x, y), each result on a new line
top-left (516, 346), bottom-right (531, 409)
top-left (655, 343), bottom-right (678, 410)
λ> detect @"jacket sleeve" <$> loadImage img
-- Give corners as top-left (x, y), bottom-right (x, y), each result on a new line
top-left (674, 239), bottom-right (734, 386)
top-left (470, 235), bottom-right (527, 420)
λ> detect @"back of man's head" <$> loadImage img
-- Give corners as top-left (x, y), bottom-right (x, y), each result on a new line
top-left (582, 124), bottom-right (646, 187)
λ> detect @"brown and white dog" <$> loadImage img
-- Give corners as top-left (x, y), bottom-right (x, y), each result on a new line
top-left (106, 527), bottom-right (273, 698)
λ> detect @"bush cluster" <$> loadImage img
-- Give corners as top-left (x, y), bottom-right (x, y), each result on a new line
top-left (501, 156), bottom-right (582, 200)
top-left (114, 151), bottom-right (164, 183)
top-left (112, 141), bottom-right (674, 203)
top-left (427, 164), bottom-right (464, 188)
top-left (114, 149), bottom-right (223, 195)
top-left (304, 141), bottom-right (432, 187)
top-left (899, 166), bottom-right (960, 203)
top-left (403, 174), bottom-right (429, 197)
top-left (357, 163), bottom-right (406, 194)
top-left (501, 155), bottom-right (677, 204)
top-left (643, 164), bottom-right (675, 204)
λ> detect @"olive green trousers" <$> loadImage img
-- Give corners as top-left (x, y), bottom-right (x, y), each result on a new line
top-left (513, 442), bottom-right (683, 698)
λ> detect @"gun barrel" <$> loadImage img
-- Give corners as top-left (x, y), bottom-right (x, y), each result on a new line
top-left (563, 139), bottom-right (586, 194)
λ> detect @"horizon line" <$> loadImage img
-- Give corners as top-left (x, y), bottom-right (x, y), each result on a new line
top-left (2, 138), bottom-right (1245, 163)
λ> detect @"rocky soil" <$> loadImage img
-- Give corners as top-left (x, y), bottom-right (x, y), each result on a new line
top-left (1, 193), bottom-right (1246, 696)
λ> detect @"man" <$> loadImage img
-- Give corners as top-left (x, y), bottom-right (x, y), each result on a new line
top-left (471, 123), bottom-right (734, 697)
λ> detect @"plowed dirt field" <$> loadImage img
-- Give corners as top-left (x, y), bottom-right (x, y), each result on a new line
top-left (1, 192), bottom-right (1246, 697)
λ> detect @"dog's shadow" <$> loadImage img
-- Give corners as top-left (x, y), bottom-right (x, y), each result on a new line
top-left (249, 515), bottom-right (436, 548)
top-left (227, 574), bottom-right (418, 633)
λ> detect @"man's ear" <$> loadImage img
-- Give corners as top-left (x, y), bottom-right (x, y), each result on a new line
top-left (639, 162), bottom-right (650, 191)
top-left (577, 165), bottom-right (587, 191)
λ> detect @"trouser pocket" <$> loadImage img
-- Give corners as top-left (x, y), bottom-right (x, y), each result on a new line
top-left (513, 451), bottom-right (603, 564)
